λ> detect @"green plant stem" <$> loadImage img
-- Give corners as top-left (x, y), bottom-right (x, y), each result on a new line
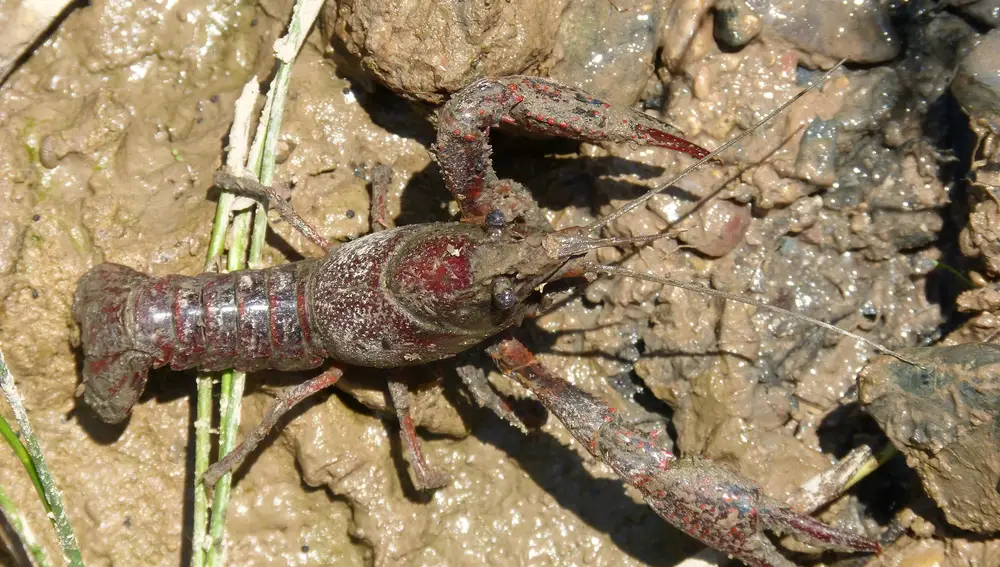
top-left (0, 348), bottom-right (84, 567)
top-left (191, 174), bottom-right (240, 567)
top-left (200, 2), bottom-right (321, 564)
top-left (844, 445), bottom-right (899, 492)
top-left (0, 483), bottom-right (51, 567)
top-left (206, 210), bottom-right (253, 567)
top-left (0, 412), bottom-right (47, 512)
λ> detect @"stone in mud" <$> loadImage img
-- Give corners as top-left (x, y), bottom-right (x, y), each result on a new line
top-left (549, 0), bottom-right (664, 107)
top-left (954, 30), bottom-right (1000, 278)
top-left (960, 198), bottom-right (1000, 277)
top-left (835, 68), bottom-right (902, 134)
top-left (794, 119), bottom-right (837, 186)
top-left (675, 199), bottom-right (752, 257)
top-left (952, 29), bottom-right (1000, 129)
top-left (859, 344), bottom-right (1000, 533)
top-left (950, 0), bottom-right (1000, 28)
top-left (900, 13), bottom-right (976, 106)
top-left (325, 0), bottom-right (568, 103)
top-left (738, 0), bottom-right (900, 63)
top-left (713, 0), bottom-right (762, 50)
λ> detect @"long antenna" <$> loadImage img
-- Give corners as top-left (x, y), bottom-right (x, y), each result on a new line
top-left (582, 261), bottom-right (923, 368)
top-left (585, 59), bottom-right (847, 234)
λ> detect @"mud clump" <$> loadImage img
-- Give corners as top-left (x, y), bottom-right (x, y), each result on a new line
top-left (860, 344), bottom-right (1000, 533)
top-left (713, 0), bottom-right (900, 63)
top-left (548, 0), bottom-right (664, 107)
top-left (325, 0), bottom-right (569, 103)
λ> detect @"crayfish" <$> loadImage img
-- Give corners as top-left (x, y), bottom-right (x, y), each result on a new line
top-left (75, 72), bottom-right (899, 567)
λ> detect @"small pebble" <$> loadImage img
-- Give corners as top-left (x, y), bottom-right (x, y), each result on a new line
top-left (32, 214), bottom-right (40, 221)
top-left (345, 209), bottom-right (355, 219)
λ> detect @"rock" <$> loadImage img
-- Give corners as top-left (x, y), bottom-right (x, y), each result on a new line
top-left (859, 344), bottom-right (1000, 533)
top-left (794, 119), bottom-right (837, 186)
top-left (713, 0), bottom-right (762, 50)
top-left (741, 0), bottom-right (900, 63)
top-left (950, 0), bottom-right (1000, 28)
top-left (549, 0), bottom-right (664, 107)
top-left (675, 199), bottom-right (752, 257)
top-left (325, 0), bottom-right (569, 103)
top-left (952, 29), bottom-right (1000, 129)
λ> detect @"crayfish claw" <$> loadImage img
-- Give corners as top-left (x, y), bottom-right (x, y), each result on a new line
top-left (759, 499), bottom-right (883, 554)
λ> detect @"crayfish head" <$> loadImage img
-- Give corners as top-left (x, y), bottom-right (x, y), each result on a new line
top-left (387, 222), bottom-right (576, 339)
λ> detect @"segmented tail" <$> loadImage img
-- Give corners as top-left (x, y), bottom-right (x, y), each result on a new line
top-left (73, 264), bottom-right (154, 423)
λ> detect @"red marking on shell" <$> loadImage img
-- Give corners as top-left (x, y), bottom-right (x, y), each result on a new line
top-left (87, 357), bottom-right (110, 377)
top-left (172, 290), bottom-right (188, 348)
top-left (296, 279), bottom-right (313, 347)
top-left (394, 235), bottom-right (474, 297)
top-left (268, 284), bottom-right (281, 352)
top-left (100, 302), bottom-right (121, 315)
top-left (106, 368), bottom-right (130, 397)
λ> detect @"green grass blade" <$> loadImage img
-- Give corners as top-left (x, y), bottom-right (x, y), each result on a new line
top-left (0, 348), bottom-right (84, 567)
top-left (0, 482), bottom-right (52, 567)
top-left (0, 412), bottom-right (47, 512)
top-left (199, 1), bottom-right (323, 564)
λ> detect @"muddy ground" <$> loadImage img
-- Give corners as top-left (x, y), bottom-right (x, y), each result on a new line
top-left (1, 0), bottom-right (999, 566)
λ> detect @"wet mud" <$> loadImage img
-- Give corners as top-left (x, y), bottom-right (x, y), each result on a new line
top-left (0, 0), bottom-right (998, 566)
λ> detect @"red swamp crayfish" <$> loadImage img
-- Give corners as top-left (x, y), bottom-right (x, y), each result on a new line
top-left (73, 71), bottom-right (903, 567)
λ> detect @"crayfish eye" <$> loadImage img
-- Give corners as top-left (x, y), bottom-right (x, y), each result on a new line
top-left (492, 277), bottom-right (517, 310)
top-left (485, 209), bottom-right (506, 231)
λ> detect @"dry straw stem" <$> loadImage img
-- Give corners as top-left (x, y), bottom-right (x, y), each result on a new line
top-left (193, 0), bottom-right (324, 565)
top-left (0, 347), bottom-right (83, 567)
